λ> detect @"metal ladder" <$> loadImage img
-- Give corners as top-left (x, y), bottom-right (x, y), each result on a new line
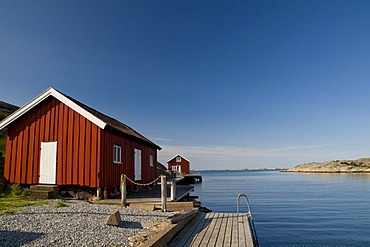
top-left (237, 193), bottom-right (259, 247)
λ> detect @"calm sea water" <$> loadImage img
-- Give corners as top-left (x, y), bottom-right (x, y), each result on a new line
top-left (191, 170), bottom-right (370, 246)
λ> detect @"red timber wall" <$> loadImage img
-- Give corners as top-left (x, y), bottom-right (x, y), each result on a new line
top-left (4, 96), bottom-right (102, 187)
top-left (168, 158), bottom-right (190, 174)
top-left (100, 128), bottom-right (157, 188)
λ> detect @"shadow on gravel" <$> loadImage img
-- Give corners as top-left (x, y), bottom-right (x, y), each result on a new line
top-left (0, 230), bottom-right (44, 247)
top-left (120, 221), bottom-right (143, 229)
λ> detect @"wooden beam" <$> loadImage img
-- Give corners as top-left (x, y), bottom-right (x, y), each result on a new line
top-left (121, 174), bottom-right (127, 207)
top-left (161, 175), bottom-right (167, 212)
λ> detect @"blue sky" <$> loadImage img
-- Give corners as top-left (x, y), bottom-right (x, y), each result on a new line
top-left (1, 0), bottom-right (370, 169)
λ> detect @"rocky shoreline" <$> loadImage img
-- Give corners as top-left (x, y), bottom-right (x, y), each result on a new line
top-left (0, 200), bottom-right (175, 246)
top-left (287, 158), bottom-right (370, 173)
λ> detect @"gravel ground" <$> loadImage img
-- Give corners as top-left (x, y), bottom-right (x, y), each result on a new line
top-left (0, 200), bottom-right (175, 246)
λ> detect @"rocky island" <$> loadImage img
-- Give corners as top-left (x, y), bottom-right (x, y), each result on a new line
top-left (288, 158), bottom-right (370, 173)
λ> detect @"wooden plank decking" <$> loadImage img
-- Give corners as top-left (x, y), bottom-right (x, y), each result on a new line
top-left (169, 212), bottom-right (254, 247)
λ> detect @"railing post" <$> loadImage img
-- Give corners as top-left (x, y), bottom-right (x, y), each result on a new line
top-left (170, 181), bottom-right (176, 201)
top-left (161, 175), bottom-right (167, 212)
top-left (121, 174), bottom-right (127, 207)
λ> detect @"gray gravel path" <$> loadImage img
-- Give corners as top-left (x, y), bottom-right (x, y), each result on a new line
top-left (0, 200), bottom-right (175, 246)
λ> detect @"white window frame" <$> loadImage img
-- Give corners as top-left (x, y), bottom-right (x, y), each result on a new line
top-left (176, 156), bottom-right (181, 162)
top-left (113, 145), bottom-right (122, 164)
top-left (172, 165), bottom-right (181, 172)
top-left (150, 154), bottom-right (154, 167)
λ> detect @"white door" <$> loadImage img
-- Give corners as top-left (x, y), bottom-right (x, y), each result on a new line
top-left (39, 141), bottom-right (57, 184)
top-left (134, 148), bottom-right (142, 181)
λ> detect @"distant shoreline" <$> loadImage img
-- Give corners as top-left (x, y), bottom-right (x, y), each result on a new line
top-left (191, 168), bottom-right (285, 172)
top-left (191, 158), bottom-right (370, 173)
top-left (285, 170), bottom-right (370, 173)
top-left (287, 157), bottom-right (370, 173)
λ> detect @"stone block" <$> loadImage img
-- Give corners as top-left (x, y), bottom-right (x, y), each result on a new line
top-left (129, 203), bottom-right (155, 211)
top-left (106, 210), bottom-right (121, 226)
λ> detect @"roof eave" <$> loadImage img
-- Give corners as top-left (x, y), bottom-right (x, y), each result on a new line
top-left (0, 87), bottom-right (106, 130)
top-left (105, 125), bottom-right (162, 150)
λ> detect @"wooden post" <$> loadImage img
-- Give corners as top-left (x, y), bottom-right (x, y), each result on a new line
top-left (161, 175), bottom-right (167, 212)
top-left (121, 174), bottom-right (127, 207)
top-left (170, 181), bottom-right (176, 201)
top-left (97, 188), bottom-right (102, 199)
top-left (104, 187), bottom-right (110, 199)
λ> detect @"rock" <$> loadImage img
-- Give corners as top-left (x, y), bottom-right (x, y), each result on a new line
top-left (77, 191), bottom-right (93, 200)
top-left (106, 210), bottom-right (121, 226)
top-left (91, 196), bottom-right (100, 201)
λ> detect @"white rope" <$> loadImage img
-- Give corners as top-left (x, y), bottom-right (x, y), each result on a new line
top-left (123, 174), bottom-right (162, 186)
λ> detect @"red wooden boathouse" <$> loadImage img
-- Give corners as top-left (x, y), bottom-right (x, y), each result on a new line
top-left (0, 88), bottom-right (160, 194)
top-left (167, 154), bottom-right (190, 174)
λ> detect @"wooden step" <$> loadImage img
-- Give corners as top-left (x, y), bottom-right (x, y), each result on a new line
top-left (29, 185), bottom-right (59, 199)
top-left (28, 190), bottom-right (54, 199)
top-left (30, 185), bottom-right (59, 192)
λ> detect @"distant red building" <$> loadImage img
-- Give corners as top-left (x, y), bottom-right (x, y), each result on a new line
top-left (167, 155), bottom-right (190, 174)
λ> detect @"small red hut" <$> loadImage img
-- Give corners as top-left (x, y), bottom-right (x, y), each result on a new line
top-left (0, 87), bottom-right (160, 195)
top-left (167, 154), bottom-right (190, 175)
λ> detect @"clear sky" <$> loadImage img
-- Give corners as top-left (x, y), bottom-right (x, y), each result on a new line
top-left (1, 0), bottom-right (370, 169)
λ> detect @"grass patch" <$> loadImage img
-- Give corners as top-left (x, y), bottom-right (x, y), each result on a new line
top-left (0, 184), bottom-right (50, 214)
top-left (0, 198), bottom-right (50, 214)
top-left (55, 201), bottom-right (68, 208)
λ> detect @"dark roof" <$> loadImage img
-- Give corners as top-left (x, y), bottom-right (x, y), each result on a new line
top-left (59, 90), bottom-right (161, 150)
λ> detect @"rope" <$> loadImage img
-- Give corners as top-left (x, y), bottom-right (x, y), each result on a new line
top-left (123, 174), bottom-right (162, 187)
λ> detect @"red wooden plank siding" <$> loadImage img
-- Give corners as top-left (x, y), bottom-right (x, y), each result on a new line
top-left (96, 126), bottom-right (101, 187)
top-left (27, 113), bottom-right (35, 184)
top-left (14, 125), bottom-right (22, 183)
top-left (3, 97), bottom-right (101, 187)
top-left (85, 120), bottom-right (91, 186)
top-left (100, 130), bottom-right (121, 188)
top-left (10, 135), bottom-right (17, 182)
top-left (72, 111), bottom-right (79, 185)
top-left (62, 103), bottom-right (69, 184)
top-left (20, 124), bottom-right (29, 183)
top-left (79, 118), bottom-right (86, 186)
top-left (125, 140), bottom-right (134, 182)
top-left (90, 124), bottom-right (98, 187)
top-left (3, 136), bottom-right (11, 183)
top-left (49, 100), bottom-right (55, 139)
top-left (33, 108), bottom-right (40, 182)
top-left (99, 129), bottom-right (157, 188)
top-left (66, 106), bottom-right (73, 185)
top-left (56, 103), bottom-right (64, 185)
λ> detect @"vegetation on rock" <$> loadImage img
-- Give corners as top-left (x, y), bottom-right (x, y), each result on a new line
top-left (288, 158), bottom-right (370, 173)
top-left (0, 101), bottom-right (19, 182)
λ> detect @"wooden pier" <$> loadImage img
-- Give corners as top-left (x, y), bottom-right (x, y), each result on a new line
top-left (168, 212), bottom-right (255, 247)
top-left (94, 184), bottom-right (195, 211)
top-left (176, 174), bottom-right (202, 185)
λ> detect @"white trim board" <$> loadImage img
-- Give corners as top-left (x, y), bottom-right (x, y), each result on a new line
top-left (0, 87), bottom-right (106, 130)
